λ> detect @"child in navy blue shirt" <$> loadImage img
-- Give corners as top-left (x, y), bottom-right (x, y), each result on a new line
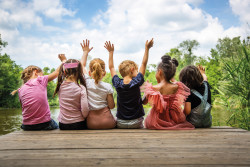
top-left (104, 39), bottom-right (154, 128)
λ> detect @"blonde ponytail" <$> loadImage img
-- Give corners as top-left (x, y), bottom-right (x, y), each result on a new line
top-left (89, 58), bottom-right (105, 84)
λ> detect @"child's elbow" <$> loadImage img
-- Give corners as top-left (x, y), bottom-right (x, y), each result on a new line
top-left (109, 104), bottom-right (115, 109)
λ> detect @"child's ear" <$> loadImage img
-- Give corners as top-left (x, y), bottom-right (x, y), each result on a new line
top-left (130, 67), bottom-right (134, 73)
top-left (33, 70), bottom-right (38, 76)
top-left (103, 71), bottom-right (106, 77)
top-left (88, 71), bottom-right (92, 77)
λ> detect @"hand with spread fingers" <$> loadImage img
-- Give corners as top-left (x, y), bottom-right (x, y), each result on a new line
top-left (80, 39), bottom-right (93, 53)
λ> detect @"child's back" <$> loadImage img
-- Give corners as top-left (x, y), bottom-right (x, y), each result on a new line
top-left (54, 59), bottom-right (89, 130)
top-left (186, 81), bottom-right (212, 127)
top-left (180, 65), bottom-right (212, 128)
top-left (15, 55), bottom-right (67, 130)
top-left (81, 40), bottom-right (116, 129)
top-left (19, 75), bottom-right (51, 125)
top-left (57, 81), bottom-right (88, 125)
top-left (105, 39), bottom-right (154, 129)
top-left (112, 72), bottom-right (144, 120)
top-left (142, 55), bottom-right (194, 130)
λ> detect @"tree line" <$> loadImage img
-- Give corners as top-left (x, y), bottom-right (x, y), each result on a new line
top-left (0, 34), bottom-right (249, 129)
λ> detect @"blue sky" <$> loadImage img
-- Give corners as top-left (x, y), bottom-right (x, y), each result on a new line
top-left (0, 0), bottom-right (249, 69)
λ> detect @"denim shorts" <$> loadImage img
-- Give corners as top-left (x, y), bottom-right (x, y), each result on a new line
top-left (117, 117), bottom-right (144, 129)
top-left (21, 119), bottom-right (59, 131)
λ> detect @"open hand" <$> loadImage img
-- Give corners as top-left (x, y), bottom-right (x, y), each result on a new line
top-left (80, 39), bottom-right (93, 53)
top-left (58, 54), bottom-right (67, 63)
top-left (197, 64), bottom-right (205, 74)
top-left (104, 41), bottom-right (114, 52)
top-left (145, 38), bottom-right (154, 50)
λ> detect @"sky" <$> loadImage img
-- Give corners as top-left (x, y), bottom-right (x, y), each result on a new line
top-left (0, 0), bottom-right (250, 70)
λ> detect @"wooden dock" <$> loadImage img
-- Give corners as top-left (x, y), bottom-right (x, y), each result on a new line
top-left (0, 126), bottom-right (249, 166)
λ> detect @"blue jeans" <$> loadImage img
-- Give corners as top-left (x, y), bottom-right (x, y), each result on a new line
top-left (21, 119), bottom-right (59, 131)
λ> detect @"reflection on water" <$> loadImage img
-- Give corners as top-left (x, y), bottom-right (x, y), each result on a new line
top-left (0, 108), bottom-right (61, 136)
top-left (0, 108), bottom-right (150, 136)
top-left (0, 106), bottom-right (229, 136)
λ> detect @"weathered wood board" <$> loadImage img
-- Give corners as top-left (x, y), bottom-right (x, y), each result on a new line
top-left (0, 126), bottom-right (249, 166)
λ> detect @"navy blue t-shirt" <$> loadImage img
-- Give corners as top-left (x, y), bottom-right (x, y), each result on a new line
top-left (112, 73), bottom-right (145, 120)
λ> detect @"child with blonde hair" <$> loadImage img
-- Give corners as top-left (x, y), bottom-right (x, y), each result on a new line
top-left (81, 39), bottom-right (116, 129)
top-left (12, 54), bottom-right (66, 130)
top-left (142, 55), bottom-right (194, 130)
top-left (105, 39), bottom-right (154, 129)
top-left (54, 58), bottom-right (89, 130)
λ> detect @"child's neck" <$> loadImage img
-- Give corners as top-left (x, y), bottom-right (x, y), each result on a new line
top-left (155, 79), bottom-right (178, 95)
top-left (123, 75), bottom-right (132, 84)
top-left (66, 76), bottom-right (77, 83)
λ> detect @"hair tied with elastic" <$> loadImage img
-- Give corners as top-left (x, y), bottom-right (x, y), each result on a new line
top-left (171, 58), bottom-right (179, 67)
top-left (63, 63), bottom-right (79, 69)
top-left (161, 55), bottom-right (171, 64)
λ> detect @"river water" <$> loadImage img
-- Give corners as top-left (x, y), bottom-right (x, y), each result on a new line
top-left (0, 108), bottom-right (151, 136)
top-left (0, 106), bottom-right (229, 136)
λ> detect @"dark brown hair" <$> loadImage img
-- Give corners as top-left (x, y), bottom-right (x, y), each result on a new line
top-left (157, 55), bottom-right (179, 82)
top-left (179, 65), bottom-right (203, 89)
top-left (53, 59), bottom-right (86, 96)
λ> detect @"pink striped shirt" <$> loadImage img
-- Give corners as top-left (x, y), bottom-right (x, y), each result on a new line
top-left (58, 81), bottom-right (89, 124)
top-left (18, 75), bottom-right (51, 125)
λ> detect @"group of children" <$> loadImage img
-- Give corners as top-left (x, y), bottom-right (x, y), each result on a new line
top-left (12, 38), bottom-right (212, 130)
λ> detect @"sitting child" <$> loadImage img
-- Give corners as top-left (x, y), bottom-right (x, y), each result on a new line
top-left (80, 39), bottom-right (116, 129)
top-left (54, 58), bottom-right (89, 130)
top-left (142, 55), bottom-right (194, 130)
top-left (179, 65), bottom-right (212, 128)
top-left (105, 39), bottom-right (154, 129)
top-left (12, 54), bottom-right (66, 130)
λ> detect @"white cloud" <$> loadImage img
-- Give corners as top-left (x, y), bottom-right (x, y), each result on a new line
top-left (0, 0), bottom-right (249, 71)
top-left (230, 0), bottom-right (250, 24)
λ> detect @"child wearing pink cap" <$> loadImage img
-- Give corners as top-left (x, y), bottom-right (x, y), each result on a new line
top-left (54, 59), bottom-right (89, 130)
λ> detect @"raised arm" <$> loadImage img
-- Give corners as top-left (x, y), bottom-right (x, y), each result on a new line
top-left (197, 65), bottom-right (207, 81)
top-left (139, 38), bottom-right (154, 76)
top-left (80, 39), bottom-right (93, 74)
top-left (104, 41), bottom-right (116, 77)
top-left (48, 54), bottom-right (67, 82)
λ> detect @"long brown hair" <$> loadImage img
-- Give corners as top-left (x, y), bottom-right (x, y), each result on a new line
top-left (89, 58), bottom-right (105, 84)
top-left (53, 59), bottom-right (86, 96)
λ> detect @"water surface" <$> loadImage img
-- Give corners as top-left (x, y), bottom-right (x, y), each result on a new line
top-left (0, 106), bottom-right (229, 136)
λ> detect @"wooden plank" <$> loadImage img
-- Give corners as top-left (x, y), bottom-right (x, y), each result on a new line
top-left (0, 126), bottom-right (249, 167)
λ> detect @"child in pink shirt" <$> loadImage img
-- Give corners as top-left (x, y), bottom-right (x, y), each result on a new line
top-left (54, 59), bottom-right (89, 130)
top-left (12, 54), bottom-right (67, 130)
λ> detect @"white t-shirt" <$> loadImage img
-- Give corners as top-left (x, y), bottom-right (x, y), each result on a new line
top-left (85, 74), bottom-right (114, 110)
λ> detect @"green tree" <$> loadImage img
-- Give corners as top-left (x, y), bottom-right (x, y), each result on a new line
top-left (178, 39), bottom-right (200, 65)
top-left (43, 67), bottom-right (58, 106)
top-left (215, 37), bottom-right (250, 130)
top-left (0, 35), bottom-right (23, 108)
